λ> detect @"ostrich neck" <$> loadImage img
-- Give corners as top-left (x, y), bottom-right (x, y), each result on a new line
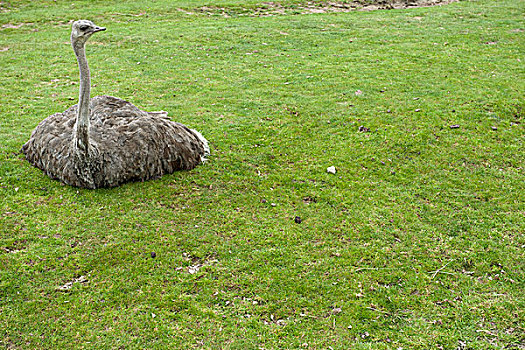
top-left (73, 41), bottom-right (91, 154)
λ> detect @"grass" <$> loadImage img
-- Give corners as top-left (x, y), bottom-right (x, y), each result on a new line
top-left (1, 0), bottom-right (524, 348)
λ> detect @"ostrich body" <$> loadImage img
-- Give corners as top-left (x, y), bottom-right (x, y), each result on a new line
top-left (22, 20), bottom-right (209, 189)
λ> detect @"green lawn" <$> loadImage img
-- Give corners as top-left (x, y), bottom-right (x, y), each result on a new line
top-left (1, 0), bottom-right (524, 348)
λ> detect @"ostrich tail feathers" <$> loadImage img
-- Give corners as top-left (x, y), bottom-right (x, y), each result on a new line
top-left (191, 129), bottom-right (210, 162)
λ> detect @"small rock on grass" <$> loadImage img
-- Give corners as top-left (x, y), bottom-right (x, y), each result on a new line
top-left (449, 124), bottom-right (460, 129)
top-left (151, 252), bottom-right (156, 258)
top-left (188, 265), bottom-right (201, 274)
top-left (327, 166), bottom-right (336, 174)
top-left (294, 216), bottom-right (302, 224)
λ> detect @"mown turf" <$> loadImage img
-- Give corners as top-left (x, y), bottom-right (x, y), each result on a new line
top-left (0, 0), bottom-right (524, 348)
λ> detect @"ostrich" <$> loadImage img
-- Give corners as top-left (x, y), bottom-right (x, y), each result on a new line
top-left (22, 20), bottom-right (209, 189)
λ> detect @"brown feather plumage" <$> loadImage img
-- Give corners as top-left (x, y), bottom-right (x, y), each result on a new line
top-left (22, 95), bottom-right (208, 189)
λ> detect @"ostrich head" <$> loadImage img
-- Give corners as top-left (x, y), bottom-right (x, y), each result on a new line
top-left (71, 20), bottom-right (106, 46)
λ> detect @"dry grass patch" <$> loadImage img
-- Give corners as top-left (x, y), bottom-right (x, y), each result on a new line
top-left (194, 0), bottom-right (460, 17)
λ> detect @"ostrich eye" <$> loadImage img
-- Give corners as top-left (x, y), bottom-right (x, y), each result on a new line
top-left (79, 25), bottom-right (89, 31)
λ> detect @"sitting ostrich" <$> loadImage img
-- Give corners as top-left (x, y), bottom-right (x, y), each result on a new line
top-left (22, 20), bottom-right (209, 189)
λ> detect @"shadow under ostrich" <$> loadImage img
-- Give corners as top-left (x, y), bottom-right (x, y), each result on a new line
top-left (22, 20), bottom-right (209, 189)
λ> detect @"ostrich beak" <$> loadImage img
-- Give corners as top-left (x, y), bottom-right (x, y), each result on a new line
top-left (93, 26), bottom-right (106, 33)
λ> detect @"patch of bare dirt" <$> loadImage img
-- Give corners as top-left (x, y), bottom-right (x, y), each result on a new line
top-left (193, 0), bottom-right (459, 17)
top-left (0, 22), bottom-right (34, 30)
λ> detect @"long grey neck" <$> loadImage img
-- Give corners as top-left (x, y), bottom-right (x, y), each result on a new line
top-left (73, 40), bottom-right (90, 154)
